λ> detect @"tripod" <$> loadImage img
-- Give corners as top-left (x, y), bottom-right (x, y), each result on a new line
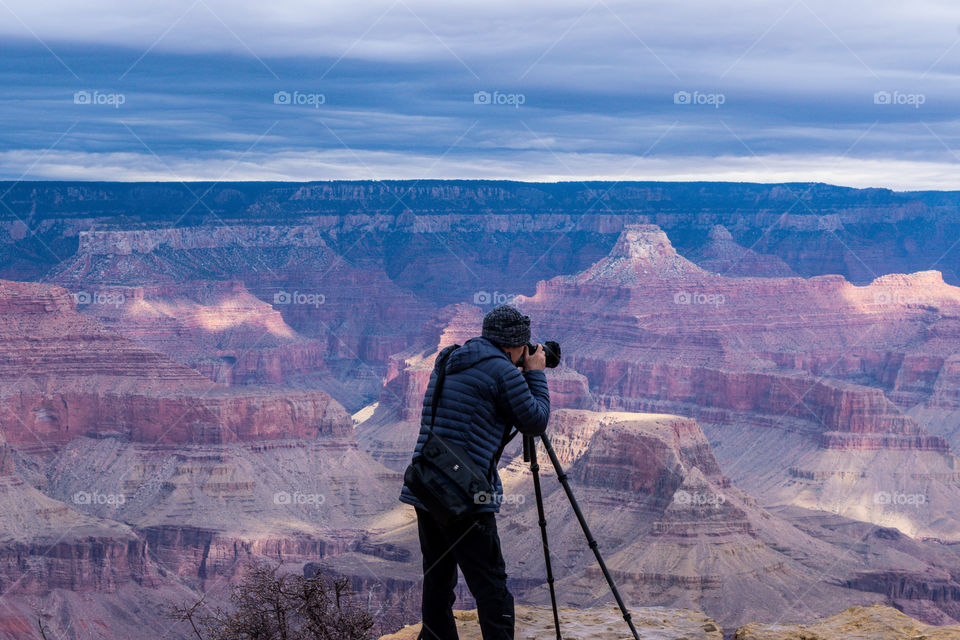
top-left (521, 434), bottom-right (641, 640)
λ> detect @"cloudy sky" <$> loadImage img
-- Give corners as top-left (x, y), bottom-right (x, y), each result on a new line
top-left (2, 0), bottom-right (960, 188)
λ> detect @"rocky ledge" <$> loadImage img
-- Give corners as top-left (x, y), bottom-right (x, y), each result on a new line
top-left (734, 603), bottom-right (960, 639)
top-left (379, 604), bottom-right (723, 640)
top-left (381, 603), bottom-right (960, 640)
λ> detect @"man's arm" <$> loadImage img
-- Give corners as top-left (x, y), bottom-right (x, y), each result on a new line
top-left (500, 346), bottom-right (550, 436)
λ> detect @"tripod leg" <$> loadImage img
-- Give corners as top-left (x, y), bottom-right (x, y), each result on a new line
top-left (526, 436), bottom-right (562, 640)
top-left (539, 434), bottom-right (642, 640)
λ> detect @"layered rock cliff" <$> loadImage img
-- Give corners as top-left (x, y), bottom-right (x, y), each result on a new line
top-left (49, 225), bottom-right (435, 410)
top-left (8, 180), bottom-right (960, 293)
top-left (514, 224), bottom-right (960, 540)
top-left (0, 279), bottom-right (353, 448)
top-left (0, 279), bottom-right (405, 638)
top-left (358, 403), bottom-right (960, 631)
top-left (72, 280), bottom-right (331, 387)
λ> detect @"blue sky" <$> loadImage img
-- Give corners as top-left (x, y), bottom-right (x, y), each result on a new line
top-left (2, 0), bottom-right (960, 188)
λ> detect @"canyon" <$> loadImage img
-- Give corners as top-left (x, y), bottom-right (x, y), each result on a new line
top-left (356, 300), bottom-right (960, 631)
top-left (0, 278), bottom-right (402, 638)
top-left (3, 180), bottom-right (960, 637)
top-left (515, 224), bottom-right (960, 542)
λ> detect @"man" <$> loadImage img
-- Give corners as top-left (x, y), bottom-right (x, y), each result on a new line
top-left (400, 305), bottom-right (551, 640)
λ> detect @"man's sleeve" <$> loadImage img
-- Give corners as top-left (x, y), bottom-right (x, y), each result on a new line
top-left (500, 366), bottom-right (550, 436)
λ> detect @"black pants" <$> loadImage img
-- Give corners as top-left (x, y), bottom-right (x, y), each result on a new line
top-left (416, 508), bottom-right (515, 640)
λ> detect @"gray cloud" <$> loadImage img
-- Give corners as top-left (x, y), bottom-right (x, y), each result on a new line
top-left (2, 1), bottom-right (960, 186)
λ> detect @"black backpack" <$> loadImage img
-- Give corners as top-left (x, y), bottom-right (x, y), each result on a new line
top-left (403, 345), bottom-right (516, 524)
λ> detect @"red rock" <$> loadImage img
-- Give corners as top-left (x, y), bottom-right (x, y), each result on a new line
top-left (0, 279), bottom-right (353, 448)
top-left (370, 408), bottom-right (960, 630)
top-left (360, 303), bottom-right (597, 470)
top-left (51, 225), bottom-right (436, 408)
top-left (0, 466), bottom-right (153, 596)
top-left (509, 225), bottom-right (960, 539)
top-left (75, 280), bottom-right (332, 386)
top-left (518, 226), bottom-right (960, 450)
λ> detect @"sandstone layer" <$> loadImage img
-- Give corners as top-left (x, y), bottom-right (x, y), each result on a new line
top-left (688, 225), bottom-right (797, 278)
top-left (7, 183), bottom-right (960, 637)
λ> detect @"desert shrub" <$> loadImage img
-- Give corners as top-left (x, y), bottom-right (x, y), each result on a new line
top-left (170, 563), bottom-right (377, 640)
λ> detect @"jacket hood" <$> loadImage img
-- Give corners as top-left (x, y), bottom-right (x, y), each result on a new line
top-left (443, 336), bottom-right (511, 374)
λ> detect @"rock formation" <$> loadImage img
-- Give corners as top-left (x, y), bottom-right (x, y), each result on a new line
top-left (72, 280), bottom-right (331, 387)
top-left (350, 267), bottom-right (960, 627)
top-left (514, 224), bottom-right (960, 541)
top-left (0, 423), bottom-right (172, 638)
top-left (49, 225), bottom-right (436, 411)
top-left (11, 180), bottom-right (960, 291)
top-left (356, 403), bottom-right (960, 631)
top-left (380, 603), bottom-right (960, 640)
top-left (0, 279), bottom-right (353, 448)
top-left (489, 410), bottom-right (877, 631)
top-left (688, 225), bottom-right (797, 277)
top-left (0, 279), bottom-right (404, 638)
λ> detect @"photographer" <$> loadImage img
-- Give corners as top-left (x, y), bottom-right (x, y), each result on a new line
top-left (400, 305), bottom-right (551, 640)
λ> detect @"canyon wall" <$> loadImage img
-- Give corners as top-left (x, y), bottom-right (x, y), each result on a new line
top-left (0, 279), bottom-right (405, 638)
top-left (7, 180), bottom-right (960, 302)
top-left (7, 181), bottom-right (960, 636)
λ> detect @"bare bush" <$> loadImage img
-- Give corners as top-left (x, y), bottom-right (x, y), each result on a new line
top-left (169, 563), bottom-right (377, 640)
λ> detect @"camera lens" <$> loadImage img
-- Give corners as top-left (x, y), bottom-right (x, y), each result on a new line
top-left (523, 341), bottom-right (561, 368)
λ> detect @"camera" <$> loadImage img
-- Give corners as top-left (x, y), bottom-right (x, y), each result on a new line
top-left (521, 341), bottom-right (561, 369)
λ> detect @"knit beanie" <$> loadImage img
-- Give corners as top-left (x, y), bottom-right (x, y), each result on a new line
top-left (481, 305), bottom-right (531, 347)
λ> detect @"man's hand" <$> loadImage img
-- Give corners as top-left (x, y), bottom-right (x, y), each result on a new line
top-left (523, 344), bottom-right (547, 371)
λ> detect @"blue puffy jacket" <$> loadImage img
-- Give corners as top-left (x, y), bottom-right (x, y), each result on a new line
top-left (399, 336), bottom-right (551, 514)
